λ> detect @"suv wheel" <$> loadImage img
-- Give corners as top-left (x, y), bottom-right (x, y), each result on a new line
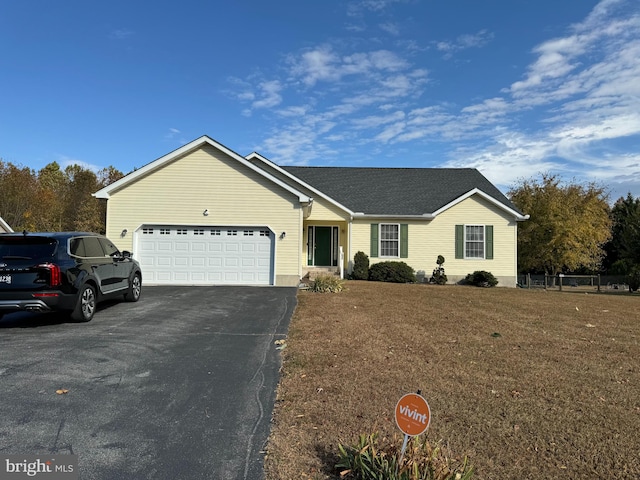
top-left (71, 284), bottom-right (97, 322)
top-left (125, 273), bottom-right (141, 302)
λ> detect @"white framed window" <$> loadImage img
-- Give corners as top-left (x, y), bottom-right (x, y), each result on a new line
top-left (142, 228), bottom-right (154, 235)
top-left (465, 225), bottom-right (485, 259)
top-left (243, 230), bottom-right (254, 236)
top-left (160, 228), bottom-right (170, 235)
top-left (227, 230), bottom-right (238, 236)
top-left (211, 229), bottom-right (221, 236)
top-left (259, 230), bottom-right (270, 237)
top-left (177, 229), bottom-right (187, 235)
top-left (194, 229), bottom-right (204, 235)
top-left (380, 224), bottom-right (399, 257)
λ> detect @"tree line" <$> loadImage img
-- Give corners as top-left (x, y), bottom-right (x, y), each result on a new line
top-left (0, 159), bottom-right (123, 234)
top-left (508, 173), bottom-right (640, 282)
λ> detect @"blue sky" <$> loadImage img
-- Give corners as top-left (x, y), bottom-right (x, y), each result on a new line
top-left (1, 0), bottom-right (639, 200)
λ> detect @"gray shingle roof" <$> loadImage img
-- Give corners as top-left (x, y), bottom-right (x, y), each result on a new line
top-left (281, 166), bottom-right (520, 216)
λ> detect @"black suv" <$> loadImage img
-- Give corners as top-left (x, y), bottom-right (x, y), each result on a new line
top-left (0, 232), bottom-right (142, 322)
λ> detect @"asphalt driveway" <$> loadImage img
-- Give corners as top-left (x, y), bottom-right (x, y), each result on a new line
top-left (0, 286), bottom-right (297, 480)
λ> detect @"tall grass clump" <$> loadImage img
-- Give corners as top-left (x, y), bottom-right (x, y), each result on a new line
top-left (337, 432), bottom-right (473, 480)
top-left (309, 274), bottom-right (345, 293)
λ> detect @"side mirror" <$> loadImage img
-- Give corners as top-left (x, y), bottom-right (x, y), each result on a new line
top-left (121, 250), bottom-right (132, 259)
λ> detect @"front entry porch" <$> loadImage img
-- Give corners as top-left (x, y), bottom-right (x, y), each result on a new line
top-left (306, 225), bottom-right (340, 267)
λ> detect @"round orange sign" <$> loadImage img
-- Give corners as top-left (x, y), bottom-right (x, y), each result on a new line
top-left (395, 393), bottom-right (431, 436)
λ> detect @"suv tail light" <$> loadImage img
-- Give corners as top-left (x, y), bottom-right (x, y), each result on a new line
top-left (37, 263), bottom-right (62, 287)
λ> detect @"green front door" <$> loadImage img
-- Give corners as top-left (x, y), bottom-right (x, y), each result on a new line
top-left (314, 227), bottom-right (332, 266)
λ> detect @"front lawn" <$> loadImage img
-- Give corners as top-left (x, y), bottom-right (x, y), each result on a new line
top-left (265, 282), bottom-right (640, 479)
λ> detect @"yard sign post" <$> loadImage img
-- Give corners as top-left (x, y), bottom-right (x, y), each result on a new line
top-left (395, 391), bottom-right (431, 469)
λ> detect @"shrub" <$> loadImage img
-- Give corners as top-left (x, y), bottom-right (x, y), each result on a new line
top-left (429, 255), bottom-right (448, 285)
top-left (309, 274), bottom-right (345, 293)
top-left (369, 261), bottom-right (416, 283)
top-left (336, 432), bottom-right (473, 480)
top-left (352, 251), bottom-right (370, 280)
top-left (628, 265), bottom-right (640, 292)
top-left (465, 270), bottom-right (498, 287)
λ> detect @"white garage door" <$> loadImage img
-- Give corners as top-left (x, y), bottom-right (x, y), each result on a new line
top-left (136, 226), bottom-right (274, 285)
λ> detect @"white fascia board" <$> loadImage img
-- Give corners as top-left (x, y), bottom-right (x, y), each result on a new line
top-left (431, 188), bottom-right (529, 221)
top-left (246, 152), bottom-right (354, 216)
top-left (94, 136), bottom-right (312, 203)
top-left (0, 216), bottom-right (13, 233)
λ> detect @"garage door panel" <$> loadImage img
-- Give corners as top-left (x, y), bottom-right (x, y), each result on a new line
top-left (175, 242), bottom-right (189, 251)
top-left (137, 226), bottom-right (273, 285)
top-left (157, 241), bottom-right (173, 251)
top-left (175, 257), bottom-right (188, 267)
top-left (225, 257), bottom-right (239, 267)
top-left (208, 272), bottom-right (223, 281)
top-left (157, 272), bottom-right (171, 281)
top-left (208, 258), bottom-right (223, 267)
top-left (192, 242), bottom-right (206, 252)
top-left (192, 257), bottom-right (206, 267)
top-left (242, 258), bottom-right (256, 267)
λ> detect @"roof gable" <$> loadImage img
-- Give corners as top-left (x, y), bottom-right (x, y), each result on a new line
top-left (281, 166), bottom-right (527, 220)
top-left (94, 136), bottom-right (311, 203)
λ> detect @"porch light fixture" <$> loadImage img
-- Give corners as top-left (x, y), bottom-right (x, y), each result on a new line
top-left (203, 209), bottom-right (209, 216)
top-left (280, 231), bottom-right (286, 239)
top-left (121, 229), bottom-right (128, 237)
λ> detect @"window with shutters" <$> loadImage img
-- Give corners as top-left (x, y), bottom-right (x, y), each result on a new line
top-left (371, 223), bottom-right (408, 258)
top-left (455, 224), bottom-right (493, 260)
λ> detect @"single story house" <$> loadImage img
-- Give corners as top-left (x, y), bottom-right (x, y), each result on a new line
top-left (93, 135), bottom-right (528, 287)
top-left (0, 216), bottom-right (13, 234)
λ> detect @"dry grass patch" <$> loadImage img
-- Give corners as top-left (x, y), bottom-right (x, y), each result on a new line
top-left (265, 282), bottom-right (640, 479)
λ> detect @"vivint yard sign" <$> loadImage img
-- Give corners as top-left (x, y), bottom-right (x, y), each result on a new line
top-left (395, 392), bottom-right (431, 464)
top-left (395, 392), bottom-right (431, 436)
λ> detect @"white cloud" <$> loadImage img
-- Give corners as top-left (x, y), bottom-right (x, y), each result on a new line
top-left (109, 29), bottom-right (134, 40)
top-left (57, 155), bottom-right (102, 174)
top-left (436, 30), bottom-right (494, 59)
top-left (288, 47), bottom-right (408, 87)
top-left (379, 22), bottom-right (400, 35)
top-left (252, 80), bottom-right (283, 109)
top-left (165, 128), bottom-right (181, 139)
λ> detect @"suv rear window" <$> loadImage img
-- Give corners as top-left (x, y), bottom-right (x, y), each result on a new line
top-left (0, 236), bottom-right (58, 261)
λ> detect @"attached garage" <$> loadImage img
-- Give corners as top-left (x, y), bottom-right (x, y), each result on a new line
top-left (136, 225), bottom-right (275, 285)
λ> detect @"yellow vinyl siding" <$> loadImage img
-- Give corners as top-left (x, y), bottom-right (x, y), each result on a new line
top-left (349, 194), bottom-right (518, 286)
top-left (306, 197), bottom-right (349, 221)
top-left (246, 159), bottom-right (350, 222)
top-left (429, 195), bottom-right (517, 285)
top-left (105, 145), bottom-right (302, 284)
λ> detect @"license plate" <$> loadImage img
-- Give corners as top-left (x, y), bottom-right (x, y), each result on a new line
top-left (0, 275), bottom-right (11, 284)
